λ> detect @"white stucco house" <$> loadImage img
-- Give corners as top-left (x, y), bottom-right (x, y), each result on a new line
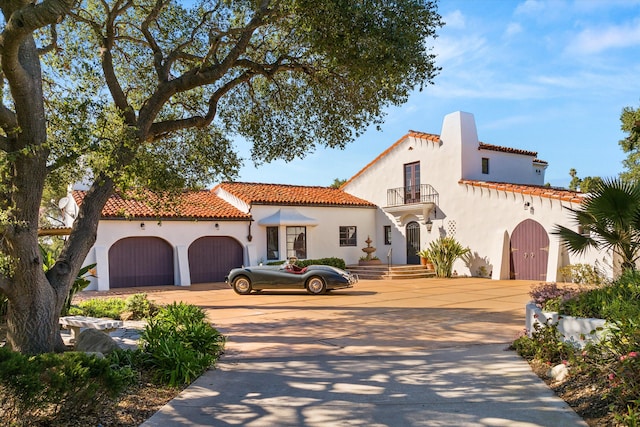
top-left (63, 111), bottom-right (608, 291)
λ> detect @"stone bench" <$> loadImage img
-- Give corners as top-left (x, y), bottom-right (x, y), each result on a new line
top-left (59, 316), bottom-right (123, 342)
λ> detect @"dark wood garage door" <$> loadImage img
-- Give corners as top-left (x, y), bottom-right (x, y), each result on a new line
top-left (109, 237), bottom-right (174, 288)
top-left (188, 236), bottom-right (243, 284)
top-left (510, 219), bottom-right (549, 281)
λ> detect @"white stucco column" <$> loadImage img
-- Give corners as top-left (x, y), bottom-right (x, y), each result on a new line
top-left (94, 246), bottom-right (110, 291)
top-left (493, 230), bottom-right (512, 280)
top-left (246, 244), bottom-right (257, 266)
top-left (175, 245), bottom-right (191, 286)
top-left (546, 241), bottom-right (561, 282)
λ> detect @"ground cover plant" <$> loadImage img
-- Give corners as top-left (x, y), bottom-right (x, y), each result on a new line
top-left (0, 299), bottom-right (224, 426)
top-left (513, 271), bottom-right (640, 426)
top-left (68, 292), bottom-right (161, 320)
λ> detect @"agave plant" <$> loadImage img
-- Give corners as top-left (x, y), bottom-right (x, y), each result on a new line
top-left (552, 178), bottom-right (640, 273)
top-left (422, 237), bottom-right (470, 278)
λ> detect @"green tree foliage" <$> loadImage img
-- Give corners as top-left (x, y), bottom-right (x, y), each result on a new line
top-left (568, 168), bottom-right (603, 193)
top-left (330, 178), bottom-right (347, 189)
top-left (619, 104), bottom-right (640, 183)
top-left (553, 179), bottom-right (640, 272)
top-left (0, 0), bottom-right (443, 353)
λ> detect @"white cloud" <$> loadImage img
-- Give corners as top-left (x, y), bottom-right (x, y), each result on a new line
top-left (433, 35), bottom-right (488, 68)
top-left (515, 0), bottom-right (546, 15)
top-left (566, 20), bottom-right (640, 54)
top-left (442, 10), bottom-right (465, 29)
top-left (505, 22), bottom-right (523, 37)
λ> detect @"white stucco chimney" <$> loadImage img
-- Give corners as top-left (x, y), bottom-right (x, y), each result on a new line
top-left (439, 111), bottom-right (478, 181)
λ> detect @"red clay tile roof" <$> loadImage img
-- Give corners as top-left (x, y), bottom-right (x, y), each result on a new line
top-left (215, 182), bottom-right (375, 207)
top-left (72, 190), bottom-right (250, 220)
top-left (458, 179), bottom-right (584, 204)
top-left (478, 142), bottom-right (538, 157)
top-left (533, 158), bottom-right (548, 164)
top-left (341, 131), bottom-right (440, 188)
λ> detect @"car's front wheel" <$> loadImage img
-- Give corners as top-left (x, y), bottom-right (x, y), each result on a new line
top-left (232, 276), bottom-right (252, 295)
top-left (306, 276), bottom-right (326, 295)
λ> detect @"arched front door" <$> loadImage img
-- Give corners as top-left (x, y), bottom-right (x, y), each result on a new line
top-left (188, 236), bottom-right (243, 284)
top-left (109, 237), bottom-right (174, 288)
top-left (406, 221), bottom-right (421, 264)
top-left (510, 219), bottom-right (549, 280)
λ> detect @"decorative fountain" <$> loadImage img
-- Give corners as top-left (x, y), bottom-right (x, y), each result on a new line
top-left (359, 236), bottom-right (382, 265)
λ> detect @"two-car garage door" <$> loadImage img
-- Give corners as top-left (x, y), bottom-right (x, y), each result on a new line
top-left (108, 236), bottom-right (243, 288)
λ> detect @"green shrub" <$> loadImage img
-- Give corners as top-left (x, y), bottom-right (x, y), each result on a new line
top-left (559, 270), bottom-right (640, 321)
top-left (267, 257), bottom-right (346, 269)
top-left (421, 237), bottom-right (470, 278)
top-left (557, 263), bottom-right (608, 286)
top-left (70, 297), bottom-right (127, 319)
top-left (140, 302), bottom-right (225, 387)
top-left (123, 293), bottom-right (160, 319)
top-left (511, 320), bottom-right (576, 365)
top-left (0, 347), bottom-right (135, 424)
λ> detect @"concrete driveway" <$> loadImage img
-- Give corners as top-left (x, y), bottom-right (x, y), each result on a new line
top-left (135, 278), bottom-right (586, 426)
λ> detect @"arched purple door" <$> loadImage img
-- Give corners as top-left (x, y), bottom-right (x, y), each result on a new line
top-left (109, 237), bottom-right (174, 288)
top-left (188, 236), bottom-right (243, 283)
top-left (510, 219), bottom-right (549, 280)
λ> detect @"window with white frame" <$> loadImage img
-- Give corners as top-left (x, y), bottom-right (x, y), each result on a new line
top-left (286, 226), bottom-right (306, 259)
top-left (339, 226), bottom-right (357, 246)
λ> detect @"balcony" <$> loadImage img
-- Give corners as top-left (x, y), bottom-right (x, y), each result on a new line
top-left (384, 184), bottom-right (439, 222)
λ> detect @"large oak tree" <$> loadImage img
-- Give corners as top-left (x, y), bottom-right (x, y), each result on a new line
top-left (0, 0), bottom-right (442, 354)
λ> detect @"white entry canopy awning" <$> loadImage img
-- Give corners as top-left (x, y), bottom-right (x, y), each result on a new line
top-left (257, 208), bottom-right (319, 226)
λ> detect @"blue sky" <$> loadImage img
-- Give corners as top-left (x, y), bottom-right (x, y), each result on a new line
top-left (234, 0), bottom-right (640, 188)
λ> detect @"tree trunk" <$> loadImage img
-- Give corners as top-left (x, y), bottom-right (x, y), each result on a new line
top-left (6, 274), bottom-right (66, 354)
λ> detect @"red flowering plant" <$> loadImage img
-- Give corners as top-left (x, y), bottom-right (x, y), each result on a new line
top-left (529, 282), bottom-right (582, 312)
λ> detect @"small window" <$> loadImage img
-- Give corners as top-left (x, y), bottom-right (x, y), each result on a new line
top-left (287, 226), bottom-right (306, 259)
top-left (339, 226), bottom-right (357, 246)
top-left (482, 158), bottom-right (489, 174)
top-left (266, 227), bottom-right (279, 260)
top-left (384, 225), bottom-right (392, 245)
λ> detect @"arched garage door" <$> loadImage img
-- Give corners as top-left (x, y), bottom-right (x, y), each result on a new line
top-left (188, 236), bottom-right (243, 284)
top-left (109, 237), bottom-right (174, 288)
top-left (510, 219), bottom-right (549, 281)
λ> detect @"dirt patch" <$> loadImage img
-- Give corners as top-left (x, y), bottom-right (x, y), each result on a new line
top-left (529, 360), bottom-right (615, 426)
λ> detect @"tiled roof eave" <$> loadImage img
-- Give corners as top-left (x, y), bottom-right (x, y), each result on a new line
top-left (458, 179), bottom-right (584, 204)
top-left (250, 201), bottom-right (376, 208)
top-left (100, 215), bottom-right (251, 221)
top-left (479, 142), bottom-right (537, 157)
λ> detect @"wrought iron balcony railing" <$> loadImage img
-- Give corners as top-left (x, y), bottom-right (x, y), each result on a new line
top-left (386, 184), bottom-right (439, 207)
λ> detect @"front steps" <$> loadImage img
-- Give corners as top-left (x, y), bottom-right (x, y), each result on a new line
top-left (346, 264), bottom-right (436, 280)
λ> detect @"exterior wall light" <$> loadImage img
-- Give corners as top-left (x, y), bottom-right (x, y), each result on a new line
top-left (140, 222), bottom-right (145, 230)
top-left (214, 223), bottom-right (219, 230)
top-left (425, 218), bottom-right (433, 233)
top-left (524, 202), bottom-right (530, 210)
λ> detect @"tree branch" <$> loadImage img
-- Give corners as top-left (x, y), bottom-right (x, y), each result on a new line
top-left (1, 0), bottom-right (75, 86)
top-left (99, 0), bottom-right (137, 124)
top-left (137, 1), bottom-right (273, 137)
top-left (36, 24), bottom-right (59, 55)
top-left (140, 0), bottom-right (166, 80)
top-left (148, 72), bottom-right (254, 140)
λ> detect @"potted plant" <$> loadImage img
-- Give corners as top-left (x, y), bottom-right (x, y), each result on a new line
top-left (417, 249), bottom-right (434, 270)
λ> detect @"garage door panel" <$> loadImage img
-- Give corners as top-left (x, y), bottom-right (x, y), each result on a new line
top-left (109, 237), bottom-right (174, 288)
top-left (189, 236), bottom-right (243, 284)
